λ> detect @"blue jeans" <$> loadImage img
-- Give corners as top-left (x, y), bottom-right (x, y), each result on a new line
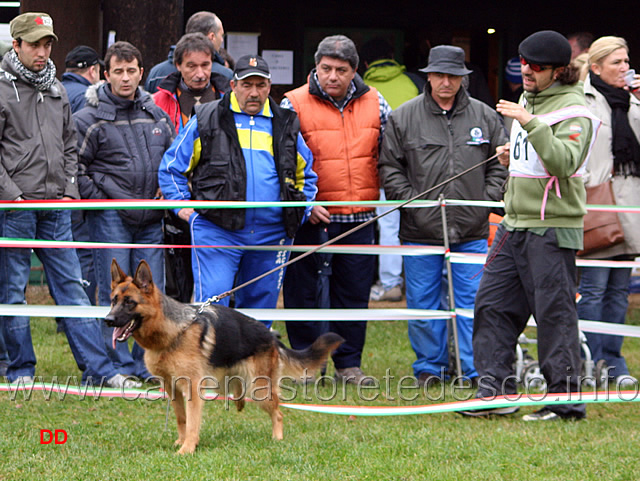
top-left (0, 320), bottom-right (8, 363)
top-left (191, 214), bottom-right (292, 328)
top-left (376, 189), bottom-right (403, 290)
top-left (404, 239), bottom-right (487, 378)
top-left (71, 210), bottom-right (97, 305)
top-left (0, 209), bottom-right (118, 383)
top-left (577, 265), bottom-right (631, 378)
top-left (87, 209), bottom-right (164, 379)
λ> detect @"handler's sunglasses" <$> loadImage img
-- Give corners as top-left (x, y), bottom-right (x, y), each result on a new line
top-left (519, 56), bottom-right (552, 72)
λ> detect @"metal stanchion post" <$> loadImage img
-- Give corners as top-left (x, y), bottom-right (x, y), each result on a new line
top-left (439, 194), bottom-right (463, 387)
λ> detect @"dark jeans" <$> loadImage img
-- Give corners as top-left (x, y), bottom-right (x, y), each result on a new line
top-left (577, 265), bottom-right (631, 378)
top-left (283, 220), bottom-right (375, 369)
top-left (473, 226), bottom-right (585, 418)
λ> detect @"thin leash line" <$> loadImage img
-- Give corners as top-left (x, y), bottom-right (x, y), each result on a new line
top-left (199, 153), bottom-right (500, 311)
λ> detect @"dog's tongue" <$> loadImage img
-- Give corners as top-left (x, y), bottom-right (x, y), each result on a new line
top-left (112, 326), bottom-right (128, 349)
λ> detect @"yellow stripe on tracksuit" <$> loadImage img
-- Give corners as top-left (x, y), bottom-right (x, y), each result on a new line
top-left (236, 129), bottom-right (274, 155)
top-left (187, 137), bottom-right (202, 174)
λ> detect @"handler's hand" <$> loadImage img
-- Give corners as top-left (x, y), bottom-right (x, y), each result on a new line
top-left (496, 142), bottom-right (511, 167)
top-left (497, 99), bottom-right (533, 126)
top-left (178, 208), bottom-right (194, 222)
top-left (309, 205), bottom-right (331, 225)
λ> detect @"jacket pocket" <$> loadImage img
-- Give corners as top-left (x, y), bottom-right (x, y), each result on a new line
top-left (193, 160), bottom-right (231, 201)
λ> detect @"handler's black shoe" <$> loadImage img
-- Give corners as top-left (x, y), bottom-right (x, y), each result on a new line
top-left (334, 367), bottom-right (375, 386)
top-left (458, 406), bottom-right (519, 417)
top-left (522, 407), bottom-right (560, 421)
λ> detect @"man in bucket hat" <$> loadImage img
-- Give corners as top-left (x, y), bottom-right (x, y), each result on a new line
top-left (464, 30), bottom-right (600, 421)
top-left (0, 12), bottom-right (138, 389)
top-left (379, 45), bottom-right (507, 388)
top-left (158, 55), bottom-right (317, 325)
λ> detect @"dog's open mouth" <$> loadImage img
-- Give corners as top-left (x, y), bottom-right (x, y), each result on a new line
top-left (112, 319), bottom-right (140, 349)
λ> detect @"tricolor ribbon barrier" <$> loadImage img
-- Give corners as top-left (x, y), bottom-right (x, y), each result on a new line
top-left (281, 392), bottom-right (640, 416)
top-left (1, 381), bottom-right (638, 415)
top-left (0, 198), bottom-right (499, 211)
top-left (2, 197), bottom-right (640, 212)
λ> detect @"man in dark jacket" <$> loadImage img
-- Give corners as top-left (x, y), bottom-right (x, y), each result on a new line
top-left (74, 41), bottom-right (175, 380)
top-left (61, 45), bottom-right (103, 306)
top-left (379, 45), bottom-right (507, 387)
top-left (61, 45), bottom-right (102, 113)
top-left (145, 11), bottom-right (232, 93)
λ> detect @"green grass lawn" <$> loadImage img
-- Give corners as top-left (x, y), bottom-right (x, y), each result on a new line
top-left (1, 288), bottom-right (639, 480)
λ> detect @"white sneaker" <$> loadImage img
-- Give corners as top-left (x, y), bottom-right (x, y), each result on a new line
top-left (370, 282), bottom-right (403, 302)
top-left (370, 281), bottom-right (385, 301)
top-left (11, 376), bottom-right (34, 385)
top-left (107, 374), bottom-right (142, 389)
top-left (616, 375), bottom-right (638, 389)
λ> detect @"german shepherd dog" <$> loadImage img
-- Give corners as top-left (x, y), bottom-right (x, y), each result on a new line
top-left (105, 259), bottom-right (343, 454)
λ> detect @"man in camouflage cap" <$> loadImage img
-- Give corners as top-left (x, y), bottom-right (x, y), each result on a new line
top-left (0, 12), bottom-right (137, 389)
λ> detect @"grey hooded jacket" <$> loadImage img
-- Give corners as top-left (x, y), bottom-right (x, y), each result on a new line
top-left (0, 55), bottom-right (79, 201)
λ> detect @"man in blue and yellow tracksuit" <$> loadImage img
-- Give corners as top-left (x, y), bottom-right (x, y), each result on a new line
top-left (158, 55), bottom-right (317, 326)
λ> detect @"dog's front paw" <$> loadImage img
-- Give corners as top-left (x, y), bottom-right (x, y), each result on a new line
top-left (173, 437), bottom-right (184, 447)
top-left (176, 442), bottom-right (197, 455)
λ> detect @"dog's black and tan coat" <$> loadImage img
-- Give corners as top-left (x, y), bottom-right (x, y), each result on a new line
top-left (106, 259), bottom-right (343, 454)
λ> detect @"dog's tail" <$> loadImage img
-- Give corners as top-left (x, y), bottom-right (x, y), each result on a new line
top-left (278, 333), bottom-right (344, 379)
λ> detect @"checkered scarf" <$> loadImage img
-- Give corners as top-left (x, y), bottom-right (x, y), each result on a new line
top-left (8, 48), bottom-right (57, 91)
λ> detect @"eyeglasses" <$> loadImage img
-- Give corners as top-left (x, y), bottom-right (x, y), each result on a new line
top-left (520, 56), bottom-right (552, 73)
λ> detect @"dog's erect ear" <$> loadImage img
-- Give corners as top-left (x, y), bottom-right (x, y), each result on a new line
top-left (110, 258), bottom-right (127, 289)
top-left (133, 260), bottom-right (154, 294)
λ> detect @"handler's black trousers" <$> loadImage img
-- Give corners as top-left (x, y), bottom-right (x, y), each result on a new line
top-left (473, 226), bottom-right (586, 418)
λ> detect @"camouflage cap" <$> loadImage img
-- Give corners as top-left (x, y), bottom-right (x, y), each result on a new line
top-left (10, 12), bottom-right (58, 43)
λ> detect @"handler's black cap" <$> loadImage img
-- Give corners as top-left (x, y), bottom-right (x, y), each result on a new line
top-left (518, 30), bottom-right (572, 67)
top-left (233, 55), bottom-right (271, 80)
top-left (65, 45), bottom-right (103, 69)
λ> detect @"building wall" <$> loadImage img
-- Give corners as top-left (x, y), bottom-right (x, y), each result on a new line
top-left (14, 1), bottom-right (640, 101)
